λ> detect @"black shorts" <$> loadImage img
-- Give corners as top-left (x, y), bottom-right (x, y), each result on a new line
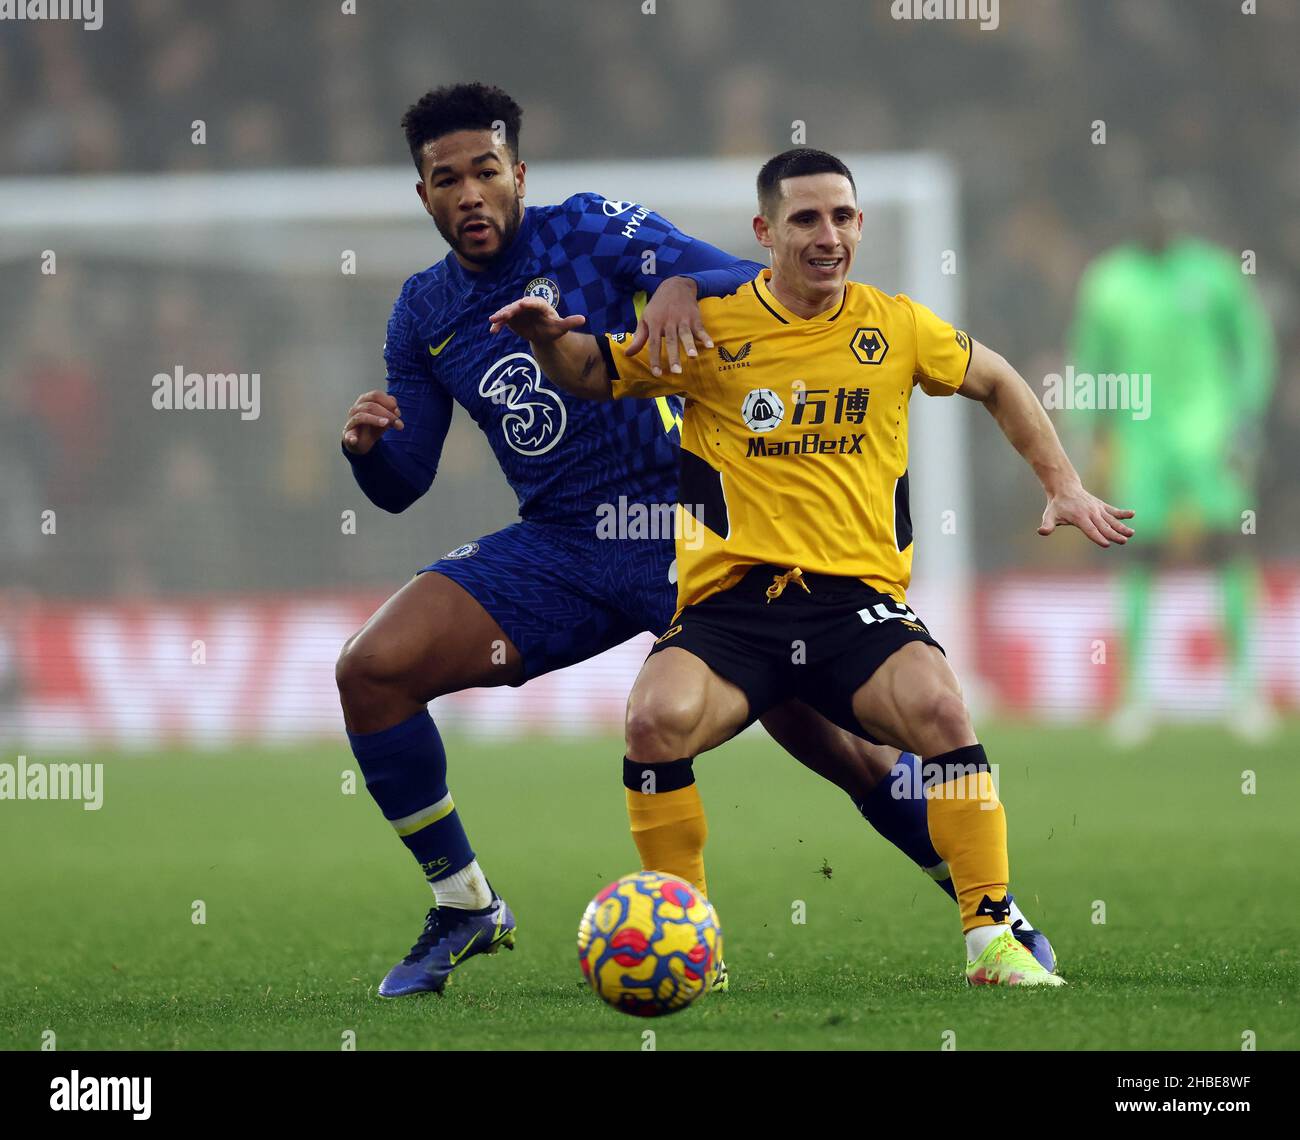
top-left (649, 565), bottom-right (944, 742)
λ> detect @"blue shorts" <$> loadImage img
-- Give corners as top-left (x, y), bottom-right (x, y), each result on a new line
top-left (422, 521), bottom-right (677, 682)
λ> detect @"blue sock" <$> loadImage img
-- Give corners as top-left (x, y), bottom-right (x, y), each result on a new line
top-left (347, 710), bottom-right (475, 885)
top-left (854, 752), bottom-right (957, 901)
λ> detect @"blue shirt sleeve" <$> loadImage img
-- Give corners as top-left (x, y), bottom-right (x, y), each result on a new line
top-left (565, 192), bottom-right (762, 301)
top-left (677, 256), bottom-right (766, 300)
top-left (343, 281), bottom-right (453, 513)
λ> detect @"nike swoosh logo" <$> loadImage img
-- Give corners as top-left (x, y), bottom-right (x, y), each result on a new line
top-left (448, 930), bottom-right (481, 965)
top-left (428, 333), bottom-right (455, 357)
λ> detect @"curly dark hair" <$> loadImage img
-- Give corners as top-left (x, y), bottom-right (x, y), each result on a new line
top-left (400, 83), bottom-right (523, 174)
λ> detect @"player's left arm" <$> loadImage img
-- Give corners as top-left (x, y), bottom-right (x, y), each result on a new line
top-left (958, 340), bottom-right (1136, 548)
top-left (631, 239), bottom-right (764, 373)
top-left (633, 257), bottom-right (762, 378)
top-left (571, 193), bottom-right (758, 376)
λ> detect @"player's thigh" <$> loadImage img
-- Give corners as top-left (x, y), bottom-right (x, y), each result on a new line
top-left (625, 647), bottom-right (751, 761)
top-left (850, 641), bottom-right (977, 756)
top-left (337, 570), bottom-right (523, 702)
top-left (759, 699), bottom-right (900, 791)
top-left (427, 522), bottom-right (641, 683)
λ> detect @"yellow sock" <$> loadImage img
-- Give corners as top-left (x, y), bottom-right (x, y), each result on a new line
top-left (925, 753), bottom-right (1009, 932)
top-left (625, 782), bottom-right (709, 898)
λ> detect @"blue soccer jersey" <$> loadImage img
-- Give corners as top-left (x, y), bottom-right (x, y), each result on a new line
top-left (347, 193), bottom-right (760, 525)
top-left (345, 192), bottom-right (761, 679)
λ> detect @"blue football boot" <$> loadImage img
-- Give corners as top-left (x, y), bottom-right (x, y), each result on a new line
top-left (1008, 894), bottom-right (1057, 974)
top-left (378, 896), bottom-right (516, 998)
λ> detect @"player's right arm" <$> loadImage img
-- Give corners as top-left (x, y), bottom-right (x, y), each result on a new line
top-left (341, 282), bottom-right (454, 513)
top-left (342, 388), bottom-right (404, 454)
top-left (488, 295), bottom-right (705, 401)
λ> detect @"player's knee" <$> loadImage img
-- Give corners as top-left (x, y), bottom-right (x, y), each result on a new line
top-left (335, 631), bottom-right (408, 704)
top-left (923, 689), bottom-right (974, 750)
top-left (625, 694), bottom-right (704, 761)
top-left (334, 635), bottom-right (367, 703)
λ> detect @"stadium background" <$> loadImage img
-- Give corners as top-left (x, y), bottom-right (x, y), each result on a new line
top-left (1, 0), bottom-right (1297, 1055)
top-left (1, 0), bottom-right (1296, 747)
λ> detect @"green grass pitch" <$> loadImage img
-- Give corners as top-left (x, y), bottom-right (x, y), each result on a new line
top-left (2, 723), bottom-right (1296, 1051)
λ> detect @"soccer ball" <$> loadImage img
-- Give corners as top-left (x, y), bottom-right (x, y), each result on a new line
top-left (577, 871), bottom-right (722, 1017)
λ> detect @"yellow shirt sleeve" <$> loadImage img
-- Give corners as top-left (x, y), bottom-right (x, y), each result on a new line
top-left (601, 331), bottom-right (710, 400)
top-left (898, 294), bottom-right (973, 393)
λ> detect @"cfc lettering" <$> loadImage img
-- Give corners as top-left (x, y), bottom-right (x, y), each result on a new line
top-left (421, 856), bottom-right (451, 880)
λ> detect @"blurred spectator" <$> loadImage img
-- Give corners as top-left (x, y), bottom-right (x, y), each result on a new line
top-left (0, 0), bottom-right (1293, 598)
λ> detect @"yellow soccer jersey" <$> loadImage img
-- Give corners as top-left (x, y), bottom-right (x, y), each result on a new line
top-left (598, 269), bottom-right (972, 610)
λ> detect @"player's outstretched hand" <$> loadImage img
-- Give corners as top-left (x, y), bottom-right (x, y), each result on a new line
top-left (342, 389), bottom-right (404, 455)
top-left (489, 296), bottom-right (586, 342)
top-left (627, 276), bottom-right (714, 377)
top-left (1039, 485), bottom-right (1135, 548)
